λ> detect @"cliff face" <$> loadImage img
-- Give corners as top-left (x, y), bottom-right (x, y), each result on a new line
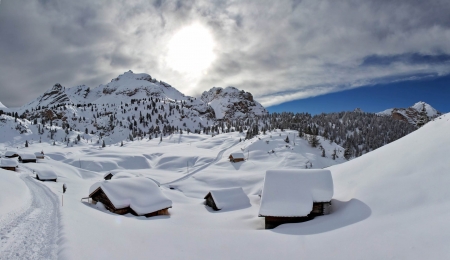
top-left (201, 86), bottom-right (267, 120)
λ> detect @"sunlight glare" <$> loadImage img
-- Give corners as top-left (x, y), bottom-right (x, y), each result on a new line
top-left (166, 24), bottom-right (215, 76)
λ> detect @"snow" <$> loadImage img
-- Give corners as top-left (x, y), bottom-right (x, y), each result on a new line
top-left (4, 151), bottom-right (18, 157)
top-left (377, 101), bottom-right (440, 118)
top-left (89, 177), bottom-right (172, 215)
top-left (0, 158), bottom-right (18, 167)
top-left (37, 169), bottom-right (58, 180)
top-left (259, 169), bottom-right (333, 217)
top-left (0, 112), bottom-right (449, 259)
top-left (206, 187), bottom-right (251, 210)
top-left (18, 153), bottom-right (36, 160)
top-left (411, 101), bottom-right (439, 117)
top-left (0, 169), bottom-right (30, 216)
top-left (230, 152), bottom-right (245, 159)
top-left (377, 108), bottom-right (393, 116)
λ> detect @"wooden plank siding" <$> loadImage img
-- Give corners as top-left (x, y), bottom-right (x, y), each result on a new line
top-left (204, 193), bottom-right (220, 211)
top-left (263, 201), bottom-right (332, 229)
top-left (0, 166), bottom-right (16, 171)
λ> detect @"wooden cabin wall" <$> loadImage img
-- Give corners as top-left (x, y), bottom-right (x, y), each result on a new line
top-left (311, 202), bottom-right (332, 216)
top-left (91, 189), bottom-right (118, 213)
top-left (205, 194), bottom-right (219, 210)
top-left (264, 216), bottom-right (313, 229)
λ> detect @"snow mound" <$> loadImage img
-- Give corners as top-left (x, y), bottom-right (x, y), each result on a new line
top-left (259, 169), bottom-right (333, 217)
top-left (206, 187), bottom-right (250, 210)
top-left (89, 177), bottom-right (172, 215)
top-left (0, 169), bottom-right (30, 217)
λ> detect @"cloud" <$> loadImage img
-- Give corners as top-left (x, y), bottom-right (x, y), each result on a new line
top-left (0, 0), bottom-right (450, 107)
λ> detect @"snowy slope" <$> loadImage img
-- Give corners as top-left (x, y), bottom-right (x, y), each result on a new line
top-left (1, 110), bottom-right (449, 259)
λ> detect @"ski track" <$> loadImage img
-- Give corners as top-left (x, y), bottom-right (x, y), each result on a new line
top-left (163, 141), bottom-right (238, 185)
top-left (0, 175), bottom-right (60, 260)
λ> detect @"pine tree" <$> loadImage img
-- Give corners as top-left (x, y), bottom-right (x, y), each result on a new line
top-left (120, 141), bottom-right (123, 147)
top-left (308, 135), bottom-right (320, 147)
top-left (25, 140), bottom-right (29, 147)
top-left (344, 145), bottom-right (352, 160)
top-left (285, 135), bottom-right (290, 143)
top-left (321, 149), bottom-right (325, 157)
top-left (416, 104), bottom-right (428, 128)
top-left (102, 140), bottom-right (105, 148)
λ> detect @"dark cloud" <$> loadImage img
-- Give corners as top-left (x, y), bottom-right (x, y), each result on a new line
top-left (1, 0), bottom-right (450, 107)
top-left (361, 54), bottom-right (450, 67)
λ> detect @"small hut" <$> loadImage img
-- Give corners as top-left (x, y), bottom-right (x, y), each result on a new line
top-left (4, 151), bottom-right (19, 158)
top-left (36, 170), bottom-right (57, 182)
top-left (18, 153), bottom-right (37, 163)
top-left (0, 159), bottom-right (18, 171)
top-left (259, 169), bottom-right (333, 229)
top-left (229, 152), bottom-right (245, 163)
top-left (204, 187), bottom-right (251, 211)
top-left (88, 177), bottom-right (172, 217)
top-left (34, 152), bottom-right (45, 159)
top-left (104, 172), bottom-right (114, 180)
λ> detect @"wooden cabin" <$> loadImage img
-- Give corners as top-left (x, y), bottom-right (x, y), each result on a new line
top-left (34, 152), bottom-right (45, 159)
top-left (88, 177), bottom-right (172, 217)
top-left (18, 153), bottom-right (37, 163)
top-left (204, 187), bottom-right (251, 211)
top-left (104, 173), bottom-right (114, 180)
top-left (229, 152), bottom-right (245, 163)
top-left (0, 159), bottom-right (18, 171)
top-left (4, 151), bottom-right (19, 158)
top-left (36, 170), bottom-right (57, 182)
top-left (259, 169), bottom-right (333, 229)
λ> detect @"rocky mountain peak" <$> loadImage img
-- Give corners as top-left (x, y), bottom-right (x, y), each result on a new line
top-left (201, 86), bottom-right (266, 120)
top-left (377, 101), bottom-right (440, 126)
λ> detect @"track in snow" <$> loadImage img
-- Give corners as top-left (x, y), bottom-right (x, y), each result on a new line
top-left (0, 175), bottom-right (60, 260)
top-left (163, 141), bottom-right (238, 185)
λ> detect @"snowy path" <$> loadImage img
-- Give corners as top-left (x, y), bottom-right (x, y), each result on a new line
top-left (0, 175), bottom-right (60, 260)
top-left (163, 141), bottom-right (238, 185)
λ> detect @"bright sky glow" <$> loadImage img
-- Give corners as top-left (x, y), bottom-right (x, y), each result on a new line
top-left (166, 24), bottom-right (215, 76)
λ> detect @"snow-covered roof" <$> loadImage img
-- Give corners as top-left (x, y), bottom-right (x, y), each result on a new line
top-left (19, 153), bottom-right (36, 160)
top-left (230, 152), bottom-right (245, 159)
top-left (205, 187), bottom-right (251, 210)
top-left (5, 151), bottom-right (18, 157)
top-left (0, 159), bottom-right (18, 167)
top-left (111, 172), bottom-right (135, 179)
top-left (89, 177), bottom-right (172, 215)
top-left (37, 170), bottom-right (57, 180)
top-left (259, 169), bottom-right (333, 217)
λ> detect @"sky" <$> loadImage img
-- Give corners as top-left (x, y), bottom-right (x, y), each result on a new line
top-left (267, 75), bottom-right (450, 115)
top-left (1, 0), bottom-right (450, 110)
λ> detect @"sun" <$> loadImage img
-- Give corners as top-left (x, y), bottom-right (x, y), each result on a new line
top-left (166, 24), bottom-right (216, 76)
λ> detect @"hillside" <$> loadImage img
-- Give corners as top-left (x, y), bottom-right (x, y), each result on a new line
top-left (1, 112), bottom-right (449, 259)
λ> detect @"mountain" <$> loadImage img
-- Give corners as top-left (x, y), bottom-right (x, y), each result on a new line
top-left (3, 71), bottom-right (267, 144)
top-left (377, 101), bottom-right (440, 126)
top-left (200, 86), bottom-right (267, 120)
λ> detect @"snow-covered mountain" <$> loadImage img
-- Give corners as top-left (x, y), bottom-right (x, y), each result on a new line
top-left (377, 101), bottom-right (440, 126)
top-left (200, 86), bottom-right (267, 120)
top-left (3, 71), bottom-right (269, 144)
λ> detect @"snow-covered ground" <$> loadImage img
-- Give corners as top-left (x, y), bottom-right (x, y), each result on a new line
top-left (0, 113), bottom-right (449, 259)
